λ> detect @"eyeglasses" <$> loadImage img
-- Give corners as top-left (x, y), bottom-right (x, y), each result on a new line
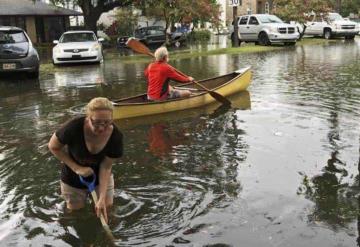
top-left (90, 118), bottom-right (113, 128)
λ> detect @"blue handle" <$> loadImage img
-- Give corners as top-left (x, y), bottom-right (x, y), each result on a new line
top-left (79, 173), bottom-right (96, 192)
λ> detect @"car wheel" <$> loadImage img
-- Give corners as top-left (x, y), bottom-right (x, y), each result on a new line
top-left (323, 29), bottom-right (332, 39)
top-left (258, 32), bottom-right (270, 46)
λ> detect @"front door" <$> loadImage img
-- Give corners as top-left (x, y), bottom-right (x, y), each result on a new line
top-left (247, 16), bottom-right (261, 41)
top-left (238, 16), bottom-right (249, 41)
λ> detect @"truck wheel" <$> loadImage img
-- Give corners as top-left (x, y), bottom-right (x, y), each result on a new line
top-left (324, 29), bottom-right (332, 39)
top-left (258, 32), bottom-right (270, 46)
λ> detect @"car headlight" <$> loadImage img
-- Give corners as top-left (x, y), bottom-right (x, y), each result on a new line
top-left (268, 26), bottom-right (278, 32)
top-left (53, 47), bottom-right (61, 55)
top-left (91, 43), bottom-right (101, 51)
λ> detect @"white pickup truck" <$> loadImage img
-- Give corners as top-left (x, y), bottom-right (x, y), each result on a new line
top-left (230, 14), bottom-right (300, 46)
top-left (305, 12), bottom-right (359, 39)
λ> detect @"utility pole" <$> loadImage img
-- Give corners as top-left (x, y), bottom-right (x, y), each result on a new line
top-left (233, 5), bottom-right (239, 47)
top-left (231, 0), bottom-right (240, 47)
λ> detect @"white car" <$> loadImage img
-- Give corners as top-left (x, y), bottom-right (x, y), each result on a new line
top-left (52, 31), bottom-right (104, 65)
top-left (305, 13), bottom-right (359, 39)
top-left (231, 14), bottom-right (300, 46)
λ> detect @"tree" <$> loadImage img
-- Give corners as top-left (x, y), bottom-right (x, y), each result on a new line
top-left (114, 7), bottom-right (139, 36)
top-left (134, 0), bottom-right (221, 44)
top-left (330, 0), bottom-right (360, 17)
top-left (273, 0), bottom-right (332, 39)
top-left (48, 0), bottom-right (133, 33)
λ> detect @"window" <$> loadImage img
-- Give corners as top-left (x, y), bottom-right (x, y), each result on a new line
top-left (0, 31), bottom-right (27, 44)
top-left (239, 16), bottom-right (249, 25)
top-left (257, 15), bottom-right (283, 23)
top-left (249, 16), bottom-right (259, 25)
top-left (60, 32), bottom-right (96, 43)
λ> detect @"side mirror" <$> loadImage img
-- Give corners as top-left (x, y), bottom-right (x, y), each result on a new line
top-left (98, 38), bottom-right (105, 42)
top-left (53, 40), bottom-right (59, 44)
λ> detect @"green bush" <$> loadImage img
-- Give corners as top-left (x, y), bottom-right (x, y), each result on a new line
top-left (187, 30), bottom-right (211, 42)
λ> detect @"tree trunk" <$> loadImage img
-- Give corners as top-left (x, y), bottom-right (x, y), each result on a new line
top-left (84, 14), bottom-right (100, 33)
top-left (79, 1), bottom-right (102, 34)
top-left (298, 24), bottom-right (307, 40)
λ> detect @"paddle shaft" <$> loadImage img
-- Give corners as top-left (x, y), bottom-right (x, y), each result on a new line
top-left (90, 191), bottom-right (116, 242)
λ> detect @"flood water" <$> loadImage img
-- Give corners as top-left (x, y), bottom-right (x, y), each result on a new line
top-left (0, 38), bottom-right (360, 246)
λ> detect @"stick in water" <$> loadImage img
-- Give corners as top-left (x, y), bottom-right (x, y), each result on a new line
top-left (79, 174), bottom-right (116, 242)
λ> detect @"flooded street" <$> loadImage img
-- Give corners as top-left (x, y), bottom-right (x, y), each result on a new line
top-left (0, 38), bottom-right (360, 246)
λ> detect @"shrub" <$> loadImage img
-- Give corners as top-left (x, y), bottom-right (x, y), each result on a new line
top-left (187, 30), bottom-right (211, 42)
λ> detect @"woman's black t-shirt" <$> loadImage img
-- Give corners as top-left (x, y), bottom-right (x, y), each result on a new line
top-left (56, 116), bottom-right (123, 189)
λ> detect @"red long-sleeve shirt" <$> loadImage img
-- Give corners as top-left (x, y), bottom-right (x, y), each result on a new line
top-left (144, 61), bottom-right (190, 100)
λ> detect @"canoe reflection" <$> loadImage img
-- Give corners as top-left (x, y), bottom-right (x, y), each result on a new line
top-left (115, 90), bottom-right (251, 128)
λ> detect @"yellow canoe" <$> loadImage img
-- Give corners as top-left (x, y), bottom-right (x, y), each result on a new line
top-left (112, 67), bottom-right (252, 120)
top-left (116, 90), bottom-right (251, 127)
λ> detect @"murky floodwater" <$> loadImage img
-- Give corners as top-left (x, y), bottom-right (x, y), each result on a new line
top-left (0, 38), bottom-right (359, 246)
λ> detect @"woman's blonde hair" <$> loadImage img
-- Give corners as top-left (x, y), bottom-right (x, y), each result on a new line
top-left (154, 46), bottom-right (168, 62)
top-left (86, 97), bottom-right (114, 116)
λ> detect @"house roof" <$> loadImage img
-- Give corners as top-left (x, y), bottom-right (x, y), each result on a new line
top-left (0, 0), bottom-right (82, 16)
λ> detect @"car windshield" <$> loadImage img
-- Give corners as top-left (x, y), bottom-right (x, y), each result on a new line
top-left (0, 31), bottom-right (27, 44)
top-left (257, 15), bottom-right (283, 23)
top-left (328, 13), bottom-right (344, 22)
top-left (60, 33), bottom-right (96, 43)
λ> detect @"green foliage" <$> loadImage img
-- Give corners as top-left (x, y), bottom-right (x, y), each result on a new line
top-left (273, 0), bottom-right (332, 23)
top-left (337, 0), bottom-right (360, 17)
top-left (114, 7), bottom-right (139, 36)
top-left (187, 30), bottom-right (211, 42)
top-left (134, 0), bottom-right (221, 28)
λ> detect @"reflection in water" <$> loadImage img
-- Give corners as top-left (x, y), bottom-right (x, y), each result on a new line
top-left (147, 123), bottom-right (189, 158)
top-left (53, 64), bottom-right (105, 87)
top-left (299, 109), bottom-right (357, 231)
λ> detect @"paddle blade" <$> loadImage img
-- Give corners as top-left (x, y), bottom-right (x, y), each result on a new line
top-left (126, 38), bottom-right (154, 57)
top-left (209, 91), bottom-right (231, 106)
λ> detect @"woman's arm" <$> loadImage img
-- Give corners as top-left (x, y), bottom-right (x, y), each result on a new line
top-left (96, 156), bottom-right (114, 223)
top-left (48, 133), bottom-right (93, 177)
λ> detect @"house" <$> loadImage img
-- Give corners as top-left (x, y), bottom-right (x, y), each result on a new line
top-left (223, 0), bottom-right (274, 25)
top-left (0, 0), bottom-right (82, 43)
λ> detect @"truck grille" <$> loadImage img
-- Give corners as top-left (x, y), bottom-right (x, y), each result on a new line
top-left (278, 27), bottom-right (295, 34)
top-left (341, 25), bottom-right (355, 30)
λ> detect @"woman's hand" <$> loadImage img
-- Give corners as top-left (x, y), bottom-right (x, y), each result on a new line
top-left (95, 196), bottom-right (108, 223)
top-left (76, 166), bottom-right (94, 177)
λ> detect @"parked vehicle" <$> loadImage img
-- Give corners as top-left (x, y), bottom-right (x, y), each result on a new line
top-left (231, 14), bottom-right (300, 46)
top-left (117, 26), bottom-right (186, 49)
top-left (52, 31), bottom-right (104, 65)
top-left (0, 26), bottom-right (40, 78)
top-left (304, 12), bottom-right (359, 39)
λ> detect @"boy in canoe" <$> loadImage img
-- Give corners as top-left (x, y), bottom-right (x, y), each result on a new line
top-left (145, 46), bottom-right (194, 101)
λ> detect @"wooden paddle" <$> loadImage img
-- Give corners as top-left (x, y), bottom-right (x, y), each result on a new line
top-left (126, 38), bottom-right (231, 106)
top-left (79, 174), bottom-right (116, 243)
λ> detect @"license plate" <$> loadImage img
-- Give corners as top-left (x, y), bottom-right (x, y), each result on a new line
top-left (2, 63), bottom-right (16, 70)
top-left (72, 55), bottom-right (81, 58)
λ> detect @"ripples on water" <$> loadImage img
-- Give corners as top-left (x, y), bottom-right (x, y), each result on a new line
top-left (0, 39), bottom-right (359, 246)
